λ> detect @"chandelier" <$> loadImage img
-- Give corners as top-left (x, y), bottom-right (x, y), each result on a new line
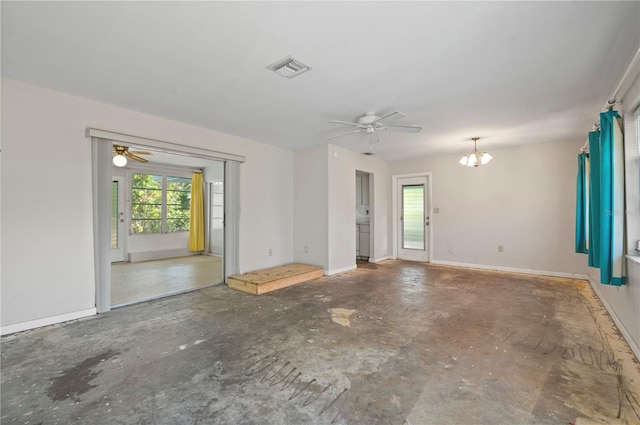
top-left (459, 137), bottom-right (492, 167)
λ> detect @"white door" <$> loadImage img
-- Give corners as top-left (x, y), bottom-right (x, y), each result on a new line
top-left (397, 176), bottom-right (430, 261)
top-left (110, 177), bottom-right (126, 263)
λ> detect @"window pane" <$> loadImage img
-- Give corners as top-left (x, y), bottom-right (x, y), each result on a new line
top-left (167, 176), bottom-right (191, 232)
top-left (111, 181), bottom-right (118, 249)
top-left (132, 173), bottom-right (162, 189)
top-left (402, 185), bottom-right (424, 250)
top-left (131, 188), bottom-right (162, 205)
top-left (131, 173), bottom-right (162, 234)
top-left (131, 219), bottom-right (162, 234)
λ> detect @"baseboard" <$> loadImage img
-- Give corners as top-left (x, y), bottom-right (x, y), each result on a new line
top-left (587, 276), bottom-right (640, 362)
top-left (1, 308), bottom-right (97, 336)
top-left (430, 260), bottom-right (590, 280)
top-left (371, 256), bottom-right (393, 263)
top-left (324, 264), bottom-right (357, 276)
top-left (129, 249), bottom-right (201, 263)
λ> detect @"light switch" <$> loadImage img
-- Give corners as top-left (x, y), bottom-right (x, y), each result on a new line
top-left (433, 207), bottom-right (440, 214)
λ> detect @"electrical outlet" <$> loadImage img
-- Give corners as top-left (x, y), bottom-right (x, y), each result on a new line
top-left (498, 245), bottom-right (504, 253)
top-left (433, 207), bottom-right (440, 214)
top-left (304, 246), bottom-right (309, 253)
top-left (268, 248), bottom-right (273, 256)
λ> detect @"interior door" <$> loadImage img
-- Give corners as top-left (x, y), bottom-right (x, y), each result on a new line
top-left (110, 177), bottom-right (126, 263)
top-left (397, 176), bottom-right (430, 261)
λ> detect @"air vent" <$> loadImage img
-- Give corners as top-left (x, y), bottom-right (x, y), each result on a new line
top-left (267, 56), bottom-right (311, 79)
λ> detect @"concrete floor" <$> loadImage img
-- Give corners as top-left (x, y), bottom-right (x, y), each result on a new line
top-left (2, 260), bottom-right (639, 425)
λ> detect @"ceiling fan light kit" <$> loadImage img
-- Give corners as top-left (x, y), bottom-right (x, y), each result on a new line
top-left (113, 145), bottom-right (128, 167)
top-left (459, 137), bottom-right (492, 167)
top-left (113, 153), bottom-right (127, 167)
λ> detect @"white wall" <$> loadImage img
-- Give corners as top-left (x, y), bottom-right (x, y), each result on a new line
top-left (587, 72), bottom-right (640, 358)
top-left (293, 144), bottom-right (329, 269)
top-left (293, 144), bottom-right (392, 274)
top-left (390, 140), bottom-right (586, 276)
top-left (127, 233), bottom-right (191, 261)
top-left (1, 78), bottom-right (293, 331)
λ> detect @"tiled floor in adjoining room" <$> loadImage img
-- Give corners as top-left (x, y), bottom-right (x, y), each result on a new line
top-left (2, 260), bottom-right (639, 425)
top-left (111, 255), bottom-right (223, 306)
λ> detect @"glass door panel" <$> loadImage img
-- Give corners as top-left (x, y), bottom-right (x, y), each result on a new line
top-left (402, 184), bottom-right (425, 250)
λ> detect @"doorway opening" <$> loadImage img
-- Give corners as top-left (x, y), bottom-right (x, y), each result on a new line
top-left (109, 156), bottom-right (224, 307)
top-left (90, 129), bottom-right (243, 313)
top-left (394, 174), bottom-right (431, 262)
top-left (356, 170), bottom-right (373, 266)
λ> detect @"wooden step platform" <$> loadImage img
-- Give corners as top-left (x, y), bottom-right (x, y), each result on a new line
top-left (228, 263), bottom-right (323, 295)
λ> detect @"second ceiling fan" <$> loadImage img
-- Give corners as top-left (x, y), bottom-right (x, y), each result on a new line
top-left (328, 111), bottom-right (422, 147)
top-left (113, 144), bottom-right (152, 163)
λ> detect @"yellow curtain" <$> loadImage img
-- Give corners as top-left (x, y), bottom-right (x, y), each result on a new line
top-left (188, 172), bottom-right (205, 251)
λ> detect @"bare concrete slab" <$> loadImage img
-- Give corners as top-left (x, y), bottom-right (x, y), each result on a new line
top-left (1, 261), bottom-right (639, 424)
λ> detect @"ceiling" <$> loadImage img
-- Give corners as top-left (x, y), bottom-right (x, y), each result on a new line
top-left (2, 1), bottom-right (639, 162)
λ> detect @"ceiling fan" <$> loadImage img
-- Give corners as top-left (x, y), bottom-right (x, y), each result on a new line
top-left (112, 144), bottom-right (152, 167)
top-left (328, 111), bottom-right (422, 146)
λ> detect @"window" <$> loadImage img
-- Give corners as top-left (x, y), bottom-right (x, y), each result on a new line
top-left (111, 181), bottom-right (119, 248)
top-left (131, 173), bottom-right (191, 234)
top-left (637, 108), bottom-right (640, 156)
top-left (166, 176), bottom-right (191, 232)
top-left (402, 184), bottom-right (425, 250)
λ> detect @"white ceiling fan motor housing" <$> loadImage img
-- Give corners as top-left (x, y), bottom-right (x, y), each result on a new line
top-left (358, 112), bottom-right (380, 126)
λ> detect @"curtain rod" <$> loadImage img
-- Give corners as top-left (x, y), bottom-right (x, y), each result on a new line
top-left (603, 47), bottom-right (640, 111)
top-left (582, 47), bottom-right (639, 152)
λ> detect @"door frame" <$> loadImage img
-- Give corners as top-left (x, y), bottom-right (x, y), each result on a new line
top-left (392, 172), bottom-right (433, 262)
top-left (89, 129), bottom-right (244, 313)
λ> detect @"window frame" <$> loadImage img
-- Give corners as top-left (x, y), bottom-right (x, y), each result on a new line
top-left (128, 166), bottom-right (193, 235)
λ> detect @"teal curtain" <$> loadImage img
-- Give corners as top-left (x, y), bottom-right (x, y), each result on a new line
top-left (598, 110), bottom-right (626, 286)
top-left (575, 153), bottom-right (589, 254)
top-left (587, 131), bottom-right (601, 268)
top-left (582, 111), bottom-right (626, 286)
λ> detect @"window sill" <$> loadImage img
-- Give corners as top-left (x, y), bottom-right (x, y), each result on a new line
top-left (626, 255), bottom-right (640, 265)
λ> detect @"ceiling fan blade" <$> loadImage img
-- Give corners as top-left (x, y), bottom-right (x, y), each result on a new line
top-left (383, 125), bottom-right (422, 133)
top-left (329, 120), bottom-right (364, 128)
top-left (126, 152), bottom-right (149, 163)
top-left (372, 112), bottom-right (406, 126)
top-left (129, 151), bottom-right (152, 156)
top-left (327, 129), bottom-right (364, 140)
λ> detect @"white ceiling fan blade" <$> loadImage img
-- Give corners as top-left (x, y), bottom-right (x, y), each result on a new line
top-left (372, 112), bottom-right (406, 126)
top-left (327, 128), bottom-right (364, 140)
top-left (383, 125), bottom-right (422, 133)
top-left (329, 120), bottom-right (364, 128)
